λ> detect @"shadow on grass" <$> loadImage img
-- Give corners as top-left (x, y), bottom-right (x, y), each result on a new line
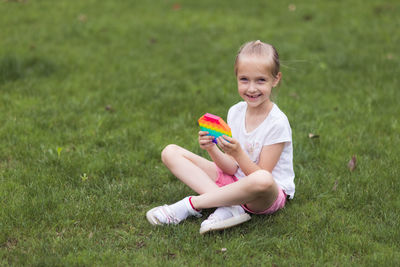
top-left (0, 56), bottom-right (56, 85)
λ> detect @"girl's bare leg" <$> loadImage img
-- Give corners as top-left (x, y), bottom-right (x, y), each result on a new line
top-left (190, 170), bottom-right (280, 213)
top-left (161, 144), bottom-right (220, 194)
top-left (162, 144), bottom-right (280, 212)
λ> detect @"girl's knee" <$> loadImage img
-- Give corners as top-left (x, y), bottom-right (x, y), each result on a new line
top-left (161, 144), bottom-right (182, 164)
top-left (249, 170), bottom-right (275, 193)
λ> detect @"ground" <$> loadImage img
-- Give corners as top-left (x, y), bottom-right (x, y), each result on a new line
top-left (1, 0), bottom-right (399, 265)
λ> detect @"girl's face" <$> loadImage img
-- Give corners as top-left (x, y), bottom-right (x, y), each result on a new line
top-left (236, 55), bottom-right (281, 110)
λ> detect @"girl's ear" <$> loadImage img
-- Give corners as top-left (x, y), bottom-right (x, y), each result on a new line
top-left (273, 72), bottom-right (282, 87)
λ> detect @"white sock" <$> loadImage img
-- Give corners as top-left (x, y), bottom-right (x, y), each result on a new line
top-left (154, 197), bottom-right (201, 224)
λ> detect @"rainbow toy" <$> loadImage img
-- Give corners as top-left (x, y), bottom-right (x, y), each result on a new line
top-left (198, 113), bottom-right (232, 144)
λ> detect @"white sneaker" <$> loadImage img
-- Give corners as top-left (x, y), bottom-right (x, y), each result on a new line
top-left (146, 197), bottom-right (202, 225)
top-left (199, 205), bottom-right (251, 234)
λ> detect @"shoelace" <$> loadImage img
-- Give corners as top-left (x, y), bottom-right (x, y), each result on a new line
top-left (203, 210), bottom-right (229, 225)
top-left (204, 206), bottom-right (242, 224)
top-left (158, 205), bottom-right (180, 224)
top-left (205, 213), bottom-right (220, 223)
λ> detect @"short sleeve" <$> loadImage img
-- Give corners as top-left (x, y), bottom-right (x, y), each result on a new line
top-left (263, 118), bottom-right (292, 146)
top-left (227, 106), bottom-right (234, 127)
top-left (227, 102), bottom-right (246, 139)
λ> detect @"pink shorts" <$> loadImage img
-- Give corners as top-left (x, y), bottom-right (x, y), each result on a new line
top-left (214, 165), bottom-right (287, 215)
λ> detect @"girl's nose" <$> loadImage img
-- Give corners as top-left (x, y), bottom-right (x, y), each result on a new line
top-left (248, 82), bottom-right (257, 92)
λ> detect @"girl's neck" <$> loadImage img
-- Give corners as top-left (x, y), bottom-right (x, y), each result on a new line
top-left (245, 101), bottom-right (274, 132)
top-left (246, 100), bottom-right (273, 117)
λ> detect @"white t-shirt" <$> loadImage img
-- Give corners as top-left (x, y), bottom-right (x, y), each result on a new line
top-left (227, 101), bottom-right (295, 199)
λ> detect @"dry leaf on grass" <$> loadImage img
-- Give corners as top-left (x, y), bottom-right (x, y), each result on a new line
top-left (5, 238), bottom-right (18, 250)
top-left (136, 240), bottom-right (145, 249)
top-left (332, 180), bottom-right (338, 191)
top-left (105, 105), bottom-right (114, 112)
top-left (78, 14), bottom-right (87, 22)
top-left (348, 155), bottom-right (357, 171)
top-left (308, 133), bottom-right (319, 139)
top-left (172, 3), bottom-right (181, 10)
top-left (166, 252), bottom-right (176, 259)
top-left (216, 248), bottom-right (227, 253)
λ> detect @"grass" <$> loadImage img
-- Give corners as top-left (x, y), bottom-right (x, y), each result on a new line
top-left (1, 0), bottom-right (400, 265)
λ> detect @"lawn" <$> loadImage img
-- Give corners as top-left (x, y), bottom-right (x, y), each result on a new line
top-left (1, 0), bottom-right (399, 265)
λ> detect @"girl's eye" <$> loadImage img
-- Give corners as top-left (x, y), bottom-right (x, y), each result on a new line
top-left (240, 78), bottom-right (248, 82)
top-left (258, 78), bottom-right (266, 82)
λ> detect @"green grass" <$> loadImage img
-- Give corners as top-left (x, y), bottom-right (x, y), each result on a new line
top-left (1, 0), bottom-right (400, 265)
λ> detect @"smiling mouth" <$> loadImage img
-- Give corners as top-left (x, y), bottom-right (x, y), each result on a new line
top-left (246, 94), bottom-right (262, 99)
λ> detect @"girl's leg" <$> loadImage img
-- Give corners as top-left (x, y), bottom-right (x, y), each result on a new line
top-left (190, 170), bottom-right (280, 213)
top-left (162, 145), bottom-right (279, 212)
top-left (147, 144), bottom-right (225, 226)
top-left (161, 144), bottom-right (220, 194)
top-left (148, 147), bottom-right (278, 226)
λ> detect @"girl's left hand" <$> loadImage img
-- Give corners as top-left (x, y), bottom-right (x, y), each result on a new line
top-left (216, 136), bottom-right (241, 157)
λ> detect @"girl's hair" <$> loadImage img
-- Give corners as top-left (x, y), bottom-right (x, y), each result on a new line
top-left (234, 40), bottom-right (280, 79)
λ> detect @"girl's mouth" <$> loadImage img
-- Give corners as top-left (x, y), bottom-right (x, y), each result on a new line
top-left (246, 94), bottom-right (261, 100)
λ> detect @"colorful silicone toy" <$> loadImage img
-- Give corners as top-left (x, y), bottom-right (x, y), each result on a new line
top-left (198, 113), bottom-right (232, 144)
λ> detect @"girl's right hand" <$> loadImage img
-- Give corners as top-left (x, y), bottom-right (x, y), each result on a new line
top-left (198, 131), bottom-right (215, 150)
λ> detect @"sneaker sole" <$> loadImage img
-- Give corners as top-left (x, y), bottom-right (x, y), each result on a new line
top-left (199, 213), bottom-right (251, 234)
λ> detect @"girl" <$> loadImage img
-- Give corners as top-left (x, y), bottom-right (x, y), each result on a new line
top-left (146, 40), bottom-right (295, 234)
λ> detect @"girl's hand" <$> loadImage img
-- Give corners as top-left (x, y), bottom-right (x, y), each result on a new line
top-left (198, 131), bottom-right (215, 151)
top-left (216, 136), bottom-right (241, 157)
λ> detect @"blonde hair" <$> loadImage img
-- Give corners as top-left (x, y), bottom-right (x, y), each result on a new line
top-left (234, 40), bottom-right (280, 79)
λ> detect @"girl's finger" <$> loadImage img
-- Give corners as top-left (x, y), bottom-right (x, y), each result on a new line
top-left (200, 139), bottom-right (212, 144)
top-left (199, 131), bottom-right (210, 136)
top-left (222, 135), bottom-right (234, 143)
top-left (219, 136), bottom-right (230, 145)
top-left (200, 136), bottom-right (214, 142)
top-left (216, 136), bottom-right (225, 145)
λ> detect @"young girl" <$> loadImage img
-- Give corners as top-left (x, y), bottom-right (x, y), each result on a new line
top-left (146, 40), bottom-right (295, 234)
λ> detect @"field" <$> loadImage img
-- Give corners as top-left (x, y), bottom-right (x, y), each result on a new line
top-left (1, 0), bottom-right (399, 265)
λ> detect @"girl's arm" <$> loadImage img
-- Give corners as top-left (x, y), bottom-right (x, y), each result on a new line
top-left (199, 131), bottom-right (238, 175)
top-left (207, 146), bottom-right (238, 175)
top-left (217, 136), bottom-right (284, 175)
